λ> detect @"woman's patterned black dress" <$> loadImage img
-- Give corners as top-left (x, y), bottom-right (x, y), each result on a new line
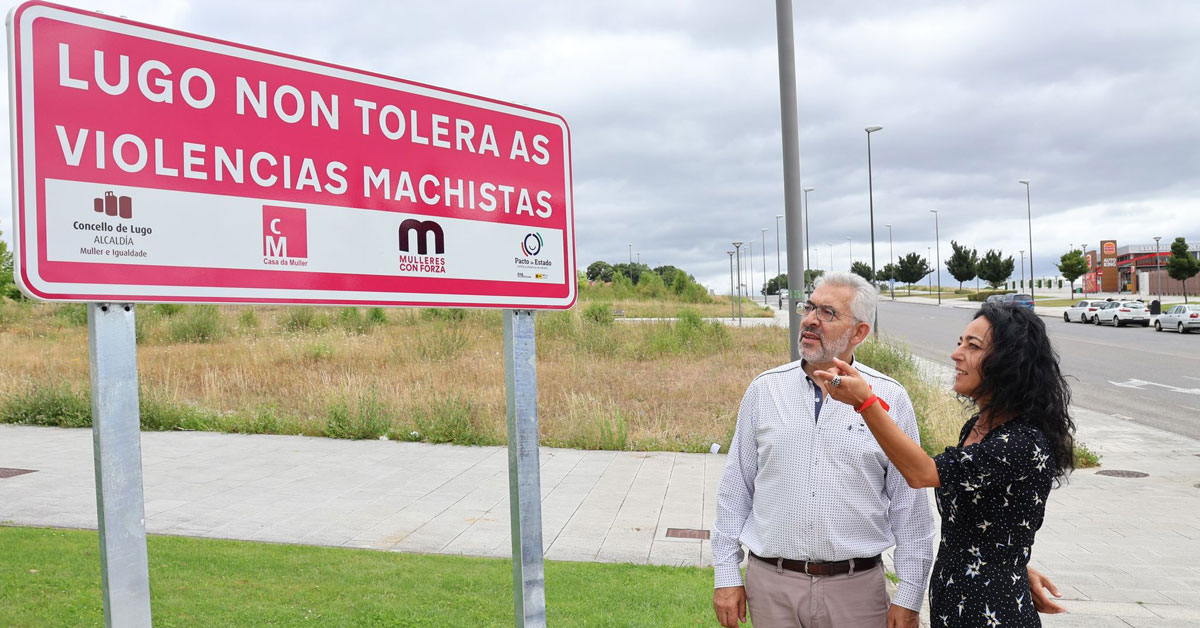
top-left (929, 416), bottom-right (1054, 627)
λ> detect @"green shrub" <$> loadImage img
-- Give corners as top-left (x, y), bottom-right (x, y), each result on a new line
top-left (967, 290), bottom-right (1014, 302)
top-left (598, 413), bottom-right (629, 450)
top-left (302, 341), bottom-right (334, 361)
top-left (238, 308), bottom-right (260, 329)
top-left (152, 303), bottom-right (183, 317)
top-left (582, 302), bottom-right (614, 325)
top-left (280, 308), bottom-right (328, 332)
top-left (139, 395), bottom-right (220, 431)
top-left (415, 325), bottom-right (469, 359)
top-left (166, 305), bottom-right (224, 343)
top-left (1074, 443), bottom-right (1101, 468)
top-left (401, 395), bottom-right (495, 446)
top-left (366, 307), bottom-right (388, 325)
top-left (337, 307), bottom-right (369, 335)
top-left (421, 308), bottom-right (467, 322)
top-left (54, 303), bottom-right (88, 327)
top-left (325, 392), bottom-right (391, 440)
top-left (0, 383), bottom-right (91, 427)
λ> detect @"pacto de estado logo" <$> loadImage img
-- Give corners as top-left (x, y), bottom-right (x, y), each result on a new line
top-left (521, 233), bottom-right (543, 257)
top-left (93, 191), bottom-right (132, 219)
top-left (398, 219), bottom-right (446, 274)
top-left (262, 206), bottom-right (308, 263)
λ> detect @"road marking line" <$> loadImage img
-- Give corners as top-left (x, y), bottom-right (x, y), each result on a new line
top-left (1184, 376), bottom-right (1200, 383)
top-left (1108, 379), bottom-right (1200, 395)
top-left (1179, 405), bottom-right (1200, 413)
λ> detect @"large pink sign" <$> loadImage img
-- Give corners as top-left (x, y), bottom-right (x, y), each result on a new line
top-left (8, 1), bottom-right (575, 308)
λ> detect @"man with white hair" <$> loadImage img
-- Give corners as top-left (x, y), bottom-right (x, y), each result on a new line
top-left (712, 272), bottom-right (935, 628)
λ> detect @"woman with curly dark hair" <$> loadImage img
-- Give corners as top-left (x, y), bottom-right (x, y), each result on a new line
top-left (815, 304), bottom-right (1074, 627)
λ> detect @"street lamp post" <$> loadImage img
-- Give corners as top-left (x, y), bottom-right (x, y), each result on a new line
top-left (747, 241), bottom-right (755, 305)
top-left (1154, 236), bottom-right (1163, 301)
top-left (827, 243), bottom-right (834, 271)
top-left (732, 242), bottom-right (744, 326)
top-left (803, 187), bottom-right (814, 290)
top-left (930, 209), bottom-right (941, 304)
top-left (885, 223), bottom-right (895, 300)
top-left (762, 228), bottom-right (769, 306)
top-left (865, 126), bottom-right (882, 330)
top-left (727, 251), bottom-right (735, 319)
top-left (628, 244), bottom-right (632, 265)
top-left (1018, 180), bottom-right (1034, 306)
top-left (1020, 250), bottom-right (1025, 289)
top-left (927, 247), bottom-right (933, 292)
top-left (775, 215), bottom-right (784, 309)
top-left (846, 236), bottom-right (853, 269)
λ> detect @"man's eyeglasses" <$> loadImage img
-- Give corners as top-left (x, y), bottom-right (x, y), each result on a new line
top-left (801, 301), bottom-right (841, 323)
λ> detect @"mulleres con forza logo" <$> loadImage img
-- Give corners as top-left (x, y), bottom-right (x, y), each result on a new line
top-left (398, 219), bottom-right (447, 274)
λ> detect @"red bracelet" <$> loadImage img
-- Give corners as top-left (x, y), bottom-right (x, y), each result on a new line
top-left (854, 394), bottom-right (890, 414)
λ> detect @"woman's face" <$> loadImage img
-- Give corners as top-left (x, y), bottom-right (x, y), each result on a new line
top-left (951, 316), bottom-right (993, 398)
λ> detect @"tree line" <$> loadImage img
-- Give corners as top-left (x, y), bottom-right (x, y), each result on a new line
top-left (583, 260), bottom-right (711, 302)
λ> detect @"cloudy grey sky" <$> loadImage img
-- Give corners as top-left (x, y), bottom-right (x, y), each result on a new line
top-left (4, 0), bottom-right (1199, 293)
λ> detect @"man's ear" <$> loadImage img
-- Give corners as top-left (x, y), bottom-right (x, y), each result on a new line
top-left (850, 320), bottom-right (871, 346)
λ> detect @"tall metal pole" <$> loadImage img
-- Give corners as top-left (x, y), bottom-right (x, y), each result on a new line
top-left (827, 243), bottom-right (833, 270)
top-left (728, 251), bottom-right (736, 318)
top-left (761, 228), bottom-right (768, 305)
top-left (776, 0), bottom-right (807, 361)
top-left (931, 210), bottom-right (941, 304)
top-left (1019, 180), bottom-right (1034, 306)
top-left (886, 223), bottom-right (895, 300)
top-left (846, 236), bottom-right (853, 269)
top-left (774, 215), bottom-right (783, 309)
top-left (88, 303), bottom-right (153, 628)
top-left (1154, 237), bottom-right (1162, 301)
top-left (733, 241), bottom-right (744, 326)
top-left (503, 309), bottom-right (546, 628)
top-left (803, 187), bottom-right (814, 290)
top-left (1020, 250), bottom-right (1025, 288)
top-left (627, 244), bottom-right (632, 265)
top-left (865, 126), bottom-right (882, 332)
top-left (747, 240), bottom-right (755, 304)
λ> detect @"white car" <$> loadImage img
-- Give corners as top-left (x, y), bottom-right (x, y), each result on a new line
top-left (1093, 301), bottom-right (1149, 327)
top-left (1064, 299), bottom-right (1107, 323)
top-left (1155, 304), bottom-right (1200, 333)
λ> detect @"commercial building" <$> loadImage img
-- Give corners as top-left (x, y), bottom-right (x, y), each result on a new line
top-left (1081, 240), bottom-right (1200, 295)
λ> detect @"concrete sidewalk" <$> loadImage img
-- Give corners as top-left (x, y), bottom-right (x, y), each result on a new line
top-left (2, 405), bottom-right (1199, 626)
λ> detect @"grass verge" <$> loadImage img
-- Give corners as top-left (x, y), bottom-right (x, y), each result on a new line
top-left (0, 526), bottom-right (718, 628)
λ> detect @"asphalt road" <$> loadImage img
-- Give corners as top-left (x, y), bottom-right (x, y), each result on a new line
top-left (875, 300), bottom-right (1200, 441)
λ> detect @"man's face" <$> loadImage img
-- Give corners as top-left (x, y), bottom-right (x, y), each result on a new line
top-left (799, 284), bottom-right (861, 364)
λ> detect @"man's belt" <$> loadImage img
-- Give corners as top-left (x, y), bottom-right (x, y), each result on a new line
top-left (751, 552), bottom-right (881, 576)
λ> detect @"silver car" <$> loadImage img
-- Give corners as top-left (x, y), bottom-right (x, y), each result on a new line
top-left (1064, 299), bottom-right (1107, 323)
top-left (1094, 300), bottom-right (1149, 327)
top-left (1155, 304), bottom-right (1200, 333)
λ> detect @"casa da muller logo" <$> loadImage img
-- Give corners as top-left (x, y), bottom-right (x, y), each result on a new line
top-left (262, 206), bottom-right (308, 267)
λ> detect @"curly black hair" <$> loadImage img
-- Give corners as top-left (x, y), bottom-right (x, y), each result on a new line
top-left (970, 304), bottom-right (1076, 484)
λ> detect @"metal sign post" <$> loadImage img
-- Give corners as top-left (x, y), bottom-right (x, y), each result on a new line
top-left (503, 310), bottom-right (546, 627)
top-left (87, 303), bottom-right (152, 627)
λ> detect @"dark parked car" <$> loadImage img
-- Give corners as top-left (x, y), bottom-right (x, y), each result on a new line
top-left (999, 293), bottom-right (1034, 309)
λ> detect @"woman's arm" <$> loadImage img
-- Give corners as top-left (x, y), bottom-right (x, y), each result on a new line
top-left (813, 358), bottom-right (940, 488)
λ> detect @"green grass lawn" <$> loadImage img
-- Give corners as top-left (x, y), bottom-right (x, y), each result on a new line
top-left (0, 526), bottom-right (720, 627)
